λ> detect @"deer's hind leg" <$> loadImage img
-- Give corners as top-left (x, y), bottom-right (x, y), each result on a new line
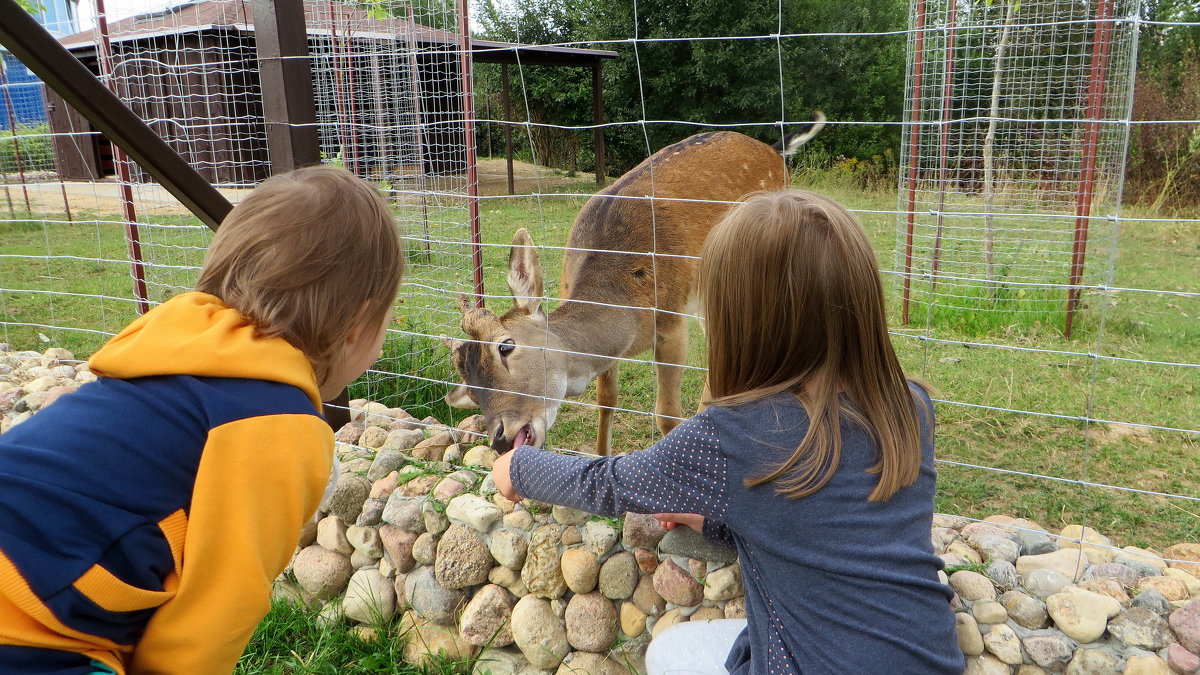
top-left (595, 364), bottom-right (618, 456)
top-left (652, 312), bottom-right (688, 438)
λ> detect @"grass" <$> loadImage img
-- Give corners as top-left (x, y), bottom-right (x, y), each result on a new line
top-left (235, 600), bottom-right (473, 674)
top-left (2, 173), bottom-right (1197, 555)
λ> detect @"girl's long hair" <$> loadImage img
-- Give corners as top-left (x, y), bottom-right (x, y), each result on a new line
top-left (699, 190), bottom-right (926, 502)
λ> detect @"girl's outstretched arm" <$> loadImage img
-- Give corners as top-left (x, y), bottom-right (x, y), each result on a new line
top-left (493, 414), bottom-right (731, 531)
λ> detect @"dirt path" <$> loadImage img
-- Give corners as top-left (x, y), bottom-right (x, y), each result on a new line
top-left (1, 159), bottom-right (596, 218)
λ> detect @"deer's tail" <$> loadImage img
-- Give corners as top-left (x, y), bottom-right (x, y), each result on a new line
top-left (772, 111), bottom-right (826, 156)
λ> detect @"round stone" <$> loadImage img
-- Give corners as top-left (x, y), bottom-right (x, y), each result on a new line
top-left (511, 595), bottom-right (570, 668)
top-left (564, 592), bottom-right (618, 652)
top-left (950, 570), bottom-right (996, 602)
top-left (561, 548), bottom-right (600, 594)
top-left (434, 524), bottom-right (494, 589)
top-left (598, 551), bottom-right (638, 600)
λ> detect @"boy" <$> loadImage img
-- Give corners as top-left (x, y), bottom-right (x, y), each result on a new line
top-left (0, 166), bottom-right (404, 674)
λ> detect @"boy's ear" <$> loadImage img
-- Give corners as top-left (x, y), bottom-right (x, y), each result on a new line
top-left (344, 301), bottom-right (374, 346)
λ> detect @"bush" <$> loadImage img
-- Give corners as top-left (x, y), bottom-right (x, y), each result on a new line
top-left (0, 123), bottom-right (54, 175)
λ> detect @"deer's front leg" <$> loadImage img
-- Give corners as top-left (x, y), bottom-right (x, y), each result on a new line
top-left (653, 314), bottom-right (688, 438)
top-left (595, 364), bottom-right (619, 456)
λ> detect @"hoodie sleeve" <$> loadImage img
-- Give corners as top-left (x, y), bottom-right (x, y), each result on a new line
top-left (508, 413), bottom-right (731, 528)
top-left (128, 413), bottom-right (333, 675)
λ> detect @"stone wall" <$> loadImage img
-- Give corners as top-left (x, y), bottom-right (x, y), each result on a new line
top-left (2, 346), bottom-right (1200, 675)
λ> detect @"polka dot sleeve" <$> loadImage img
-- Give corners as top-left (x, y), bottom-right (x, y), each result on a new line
top-left (508, 412), bottom-right (729, 526)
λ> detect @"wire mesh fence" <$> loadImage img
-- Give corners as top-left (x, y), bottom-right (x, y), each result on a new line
top-left (0, 0), bottom-right (1197, 554)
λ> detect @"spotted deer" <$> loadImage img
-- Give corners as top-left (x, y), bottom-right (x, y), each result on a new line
top-left (444, 116), bottom-right (824, 454)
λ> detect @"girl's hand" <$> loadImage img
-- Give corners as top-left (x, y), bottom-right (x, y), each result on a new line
top-left (653, 513), bottom-right (704, 532)
top-left (490, 450), bottom-right (522, 502)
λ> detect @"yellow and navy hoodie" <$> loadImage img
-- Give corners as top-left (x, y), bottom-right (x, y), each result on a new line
top-left (0, 292), bottom-right (334, 674)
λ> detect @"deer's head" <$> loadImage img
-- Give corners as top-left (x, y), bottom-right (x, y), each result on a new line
top-left (444, 228), bottom-right (569, 453)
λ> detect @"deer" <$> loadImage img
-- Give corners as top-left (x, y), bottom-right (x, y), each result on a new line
top-left (443, 114), bottom-right (825, 455)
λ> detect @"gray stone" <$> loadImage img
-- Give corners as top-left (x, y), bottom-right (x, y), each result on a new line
top-left (552, 505), bottom-right (590, 526)
top-left (447, 493), bottom-right (504, 533)
top-left (355, 498), bottom-right (386, 527)
top-left (1016, 529), bottom-right (1059, 556)
top-left (422, 500), bottom-right (451, 536)
top-left (343, 568), bottom-right (396, 624)
top-left (985, 560), bottom-right (1019, 592)
top-left (972, 534), bottom-right (1021, 564)
top-left (367, 448), bottom-right (408, 480)
top-left (489, 528), bottom-right (529, 570)
top-left (1022, 633), bottom-right (1077, 670)
top-left (1130, 588), bottom-right (1170, 615)
top-left (1082, 562), bottom-right (1140, 588)
top-left (658, 526), bottom-right (737, 565)
top-left (472, 647), bottom-right (528, 675)
top-left (1107, 607), bottom-right (1171, 650)
top-left (324, 474), bottom-right (371, 524)
top-left (381, 494), bottom-right (425, 532)
top-left (580, 521), bottom-right (618, 557)
top-left (1001, 590), bottom-right (1049, 630)
top-left (1064, 647), bottom-right (1122, 675)
top-left (597, 551), bottom-right (638, 600)
top-left (434, 524), bottom-right (494, 590)
top-left (1024, 568), bottom-right (1073, 599)
top-left (403, 566), bottom-right (466, 625)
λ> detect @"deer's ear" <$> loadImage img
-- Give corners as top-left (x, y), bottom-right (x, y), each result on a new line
top-left (445, 384), bottom-right (479, 409)
top-left (507, 228), bottom-right (544, 317)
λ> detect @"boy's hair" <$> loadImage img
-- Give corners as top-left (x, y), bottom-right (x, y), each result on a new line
top-left (699, 190), bottom-right (923, 502)
top-left (195, 165), bottom-right (404, 385)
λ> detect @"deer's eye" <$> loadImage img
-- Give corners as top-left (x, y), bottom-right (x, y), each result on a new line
top-left (498, 339), bottom-right (516, 357)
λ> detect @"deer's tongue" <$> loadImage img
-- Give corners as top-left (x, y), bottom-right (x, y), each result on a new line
top-left (512, 425), bottom-right (530, 449)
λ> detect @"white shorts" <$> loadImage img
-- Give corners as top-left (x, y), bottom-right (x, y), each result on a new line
top-left (644, 618), bottom-right (748, 675)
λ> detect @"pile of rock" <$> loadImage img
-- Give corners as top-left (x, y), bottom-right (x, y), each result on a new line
top-left (281, 400), bottom-right (746, 675)
top-left (0, 346), bottom-right (97, 433)
top-left (934, 515), bottom-right (1200, 674)
top-left (3, 344), bottom-right (1200, 675)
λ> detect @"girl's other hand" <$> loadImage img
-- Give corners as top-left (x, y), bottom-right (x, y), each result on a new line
top-left (491, 450), bottom-right (522, 502)
top-left (653, 513), bottom-right (704, 532)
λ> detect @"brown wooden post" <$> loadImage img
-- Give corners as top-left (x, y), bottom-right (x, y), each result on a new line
top-left (1065, 0), bottom-right (1115, 339)
top-left (253, 0), bottom-right (348, 429)
top-left (901, 0), bottom-right (928, 325)
top-left (252, 0), bottom-right (321, 171)
top-left (456, 0), bottom-right (485, 306)
top-left (95, 0), bottom-right (150, 316)
top-left (593, 62), bottom-right (605, 187)
top-left (502, 63), bottom-right (514, 195)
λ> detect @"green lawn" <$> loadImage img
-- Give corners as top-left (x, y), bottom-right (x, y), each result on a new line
top-left (1, 176), bottom-right (1196, 549)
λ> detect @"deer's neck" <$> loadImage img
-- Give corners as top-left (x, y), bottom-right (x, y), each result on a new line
top-left (546, 302), bottom-right (638, 395)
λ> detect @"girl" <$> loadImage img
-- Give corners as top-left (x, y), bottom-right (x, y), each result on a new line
top-left (491, 190), bottom-right (963, 674)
